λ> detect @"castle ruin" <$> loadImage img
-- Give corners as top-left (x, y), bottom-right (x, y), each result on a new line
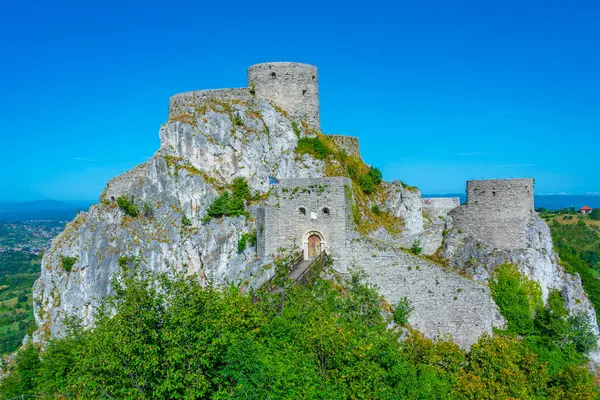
top-left (169, 62), bottom-right (321, 130)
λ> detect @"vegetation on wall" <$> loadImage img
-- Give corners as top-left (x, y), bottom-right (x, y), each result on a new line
top-left (2, 268), bottom-right (598, 399)
top-left (59, 256), bottom-right (77, 273)
top-left (295, 130), bottom-right (404, 236)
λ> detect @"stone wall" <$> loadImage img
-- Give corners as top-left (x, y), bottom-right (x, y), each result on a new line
top-left (100, 162), bottom-right (149, 202)
top-left (328, 134), bottom-right (361, 159)
top-left (347, 237), bottom-right (504, 348)
top-left (248, 62), bottom-right (320, 130)
top-left (450, 178), bottom-right (535, 249)
top-left (258, 177), bottom-right (352, 271)
top-left (168, 88), bottom-right (251, 118)
top-left (422, 197), bottom-right (460, 223)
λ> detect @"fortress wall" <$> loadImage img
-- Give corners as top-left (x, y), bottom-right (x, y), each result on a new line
top-left (101, 163), bottom-right (148, 202)
top-left (328, 135), bottom-right (361, 159)
top-left (422, 197), bottom-right (460, 222)
top-left (248, 62), bottom-right (320, 130)
top-left (451, 178), bottom-right (535, 249)
top-left (168, 88), bottom-right (251, 118)
top-left (347, 238), bottom-right (504, 348)
top-left (260, 177), bottom-right (352, 271)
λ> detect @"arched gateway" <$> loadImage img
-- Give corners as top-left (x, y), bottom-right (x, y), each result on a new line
top-left (303, 230), bottom-right (325, 260)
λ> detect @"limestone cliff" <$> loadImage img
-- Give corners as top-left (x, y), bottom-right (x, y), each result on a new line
top-left (32, 95), bottom-right (598, 358)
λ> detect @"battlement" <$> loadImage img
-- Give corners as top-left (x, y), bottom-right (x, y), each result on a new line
top-left (168, 62), bottom-right (320, 130)
top-left (451, 178), bottom-right (535, 249)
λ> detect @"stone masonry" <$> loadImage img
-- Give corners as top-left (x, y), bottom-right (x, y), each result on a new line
top-left (257, 177), bottom-right (353, 272)
top-left (169, 62), bottom-right (320, 130)
top-left (450, 178), bottom-right (535, 249)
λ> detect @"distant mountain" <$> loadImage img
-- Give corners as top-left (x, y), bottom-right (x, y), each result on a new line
top-left (0, 200), bottom-right (92, 221)
top-left (423, 194), bottom-right (600, 210)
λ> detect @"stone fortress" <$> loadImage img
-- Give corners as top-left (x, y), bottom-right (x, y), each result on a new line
top-left (35, 61), bottom-right (599, 356)
top-left (169, 62), bottom-right (538, 270)
top-left (169, 62), bottom-right (321, 130)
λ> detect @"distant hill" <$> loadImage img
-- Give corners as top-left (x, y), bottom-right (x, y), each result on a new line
top-left (423, 194), bottom-right (600, 210)
top-left (0, 200), bottom-right (92, 221)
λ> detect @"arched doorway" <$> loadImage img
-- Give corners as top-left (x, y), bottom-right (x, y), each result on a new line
top-left (303, 230), bottom-right (325, 260)
top-left (308, 234), bottom-right (322, 258)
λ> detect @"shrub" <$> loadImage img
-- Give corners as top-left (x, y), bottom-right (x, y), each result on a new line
top-left (393, 297), bottom-right (413, 325)
top-left (233, 112), bottom-right (243, 126)
top-left (368, 166), bottom-right (382, 185)
top-left (591, 208), bottom-right (600, 220)
top-left (295, 137), bottom-right (329, 159)
top-left (358, 174), bottom-right (375, 194)
top-left (370, 204), bottom-right (381, 215)
top-left (410, 240), bottom-right (422, 256)
top-left (181, 215), bottom-right (192, 227)
top-left (116, 196), bottom-right (139, 218)
top-left (142, 202), bottom-right (154, 218)
top-left (60, 256), bottom-right (77, 273)
top-left (237, 230), bottom-right (257, 253)
top-left (232, 177), bottom-right (250, 201)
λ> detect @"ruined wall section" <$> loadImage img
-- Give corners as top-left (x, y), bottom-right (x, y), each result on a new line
top-left (422, 197), bottom-right (460, 223)
top-left (168, 88), bottom-right (251, 118)
top-left (451, 178), bottom-right (535, 249)
top-left (347, 236), bottom-right (504, 349)
top-left (101, 162), bottom-right (149, 202)
top-left (328, 135), bottom-right (361, 159)
top-left (259, 177), bottom-right (352, 271)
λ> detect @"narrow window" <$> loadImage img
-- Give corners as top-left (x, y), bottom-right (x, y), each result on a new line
top-left (299, 207), bottom-right (306, 216)
top-left (492, 191), bottom-right (496, 197)
top-left (271, 72), bottom-right (276, 79)
top-left (322, 207), bottom-right (330, 216)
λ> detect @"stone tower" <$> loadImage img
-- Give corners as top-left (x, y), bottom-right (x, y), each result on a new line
top-left (248, 62), bottom-right (320, 130)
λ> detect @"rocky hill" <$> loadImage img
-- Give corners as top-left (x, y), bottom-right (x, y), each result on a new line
top-left (31, 63), bottom-right (600, 362)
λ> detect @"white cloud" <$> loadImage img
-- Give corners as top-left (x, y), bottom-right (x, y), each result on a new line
top-left (73, 157), bottom-right (96, 162)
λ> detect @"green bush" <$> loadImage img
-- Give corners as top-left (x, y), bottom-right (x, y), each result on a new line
top-left (410, 240), bottom-right (422, 256)
top-left (490, 264), bottom-right (538, 335)
top-left (181, 215), bottom-right (192, 227)
top-left (368, 167), bottom-right (383, 185)
top-left (392, 297), bottom-right (413, 325)
top-left (232, 177), bottom-right (251, 201)
top-left (60, 256), bottom-right (77, 273)
top-left (233, 112), bottom-right (243, 126)
top-left (116, 196), bottom-right (139, 218)
top-left (370, 204), bottom-right (381, 215)
top-left (358, 174), bottom-right (375, 194)
top-left (142, 202), bottom-right (154, 218)
top-left (591, 208), bottom-right (600, 220)
top-left (237, 230), bottom-right (257, 253)
top-left (295, 137), bottom-right (330, 159)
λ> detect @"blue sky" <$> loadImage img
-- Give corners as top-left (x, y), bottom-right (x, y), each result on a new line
top-left (1, 0), bottom-right (599, 201)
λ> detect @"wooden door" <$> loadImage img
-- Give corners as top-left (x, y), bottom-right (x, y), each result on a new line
top-left (308, 234), bottom-right (321, 258)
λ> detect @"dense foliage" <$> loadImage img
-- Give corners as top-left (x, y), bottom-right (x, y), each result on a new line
top-left (550, 219), bottom-right (600, 323)
top-left (204, 178), bottom-right (251, 222)
top-left (117, 195), bottom-right (140, 218)
top-left (0, 252), bottom-right (39, 355)
top-left (2, 266), bottom-right (598, 399)
top-left (490, 264), bottom-right (597, 376)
